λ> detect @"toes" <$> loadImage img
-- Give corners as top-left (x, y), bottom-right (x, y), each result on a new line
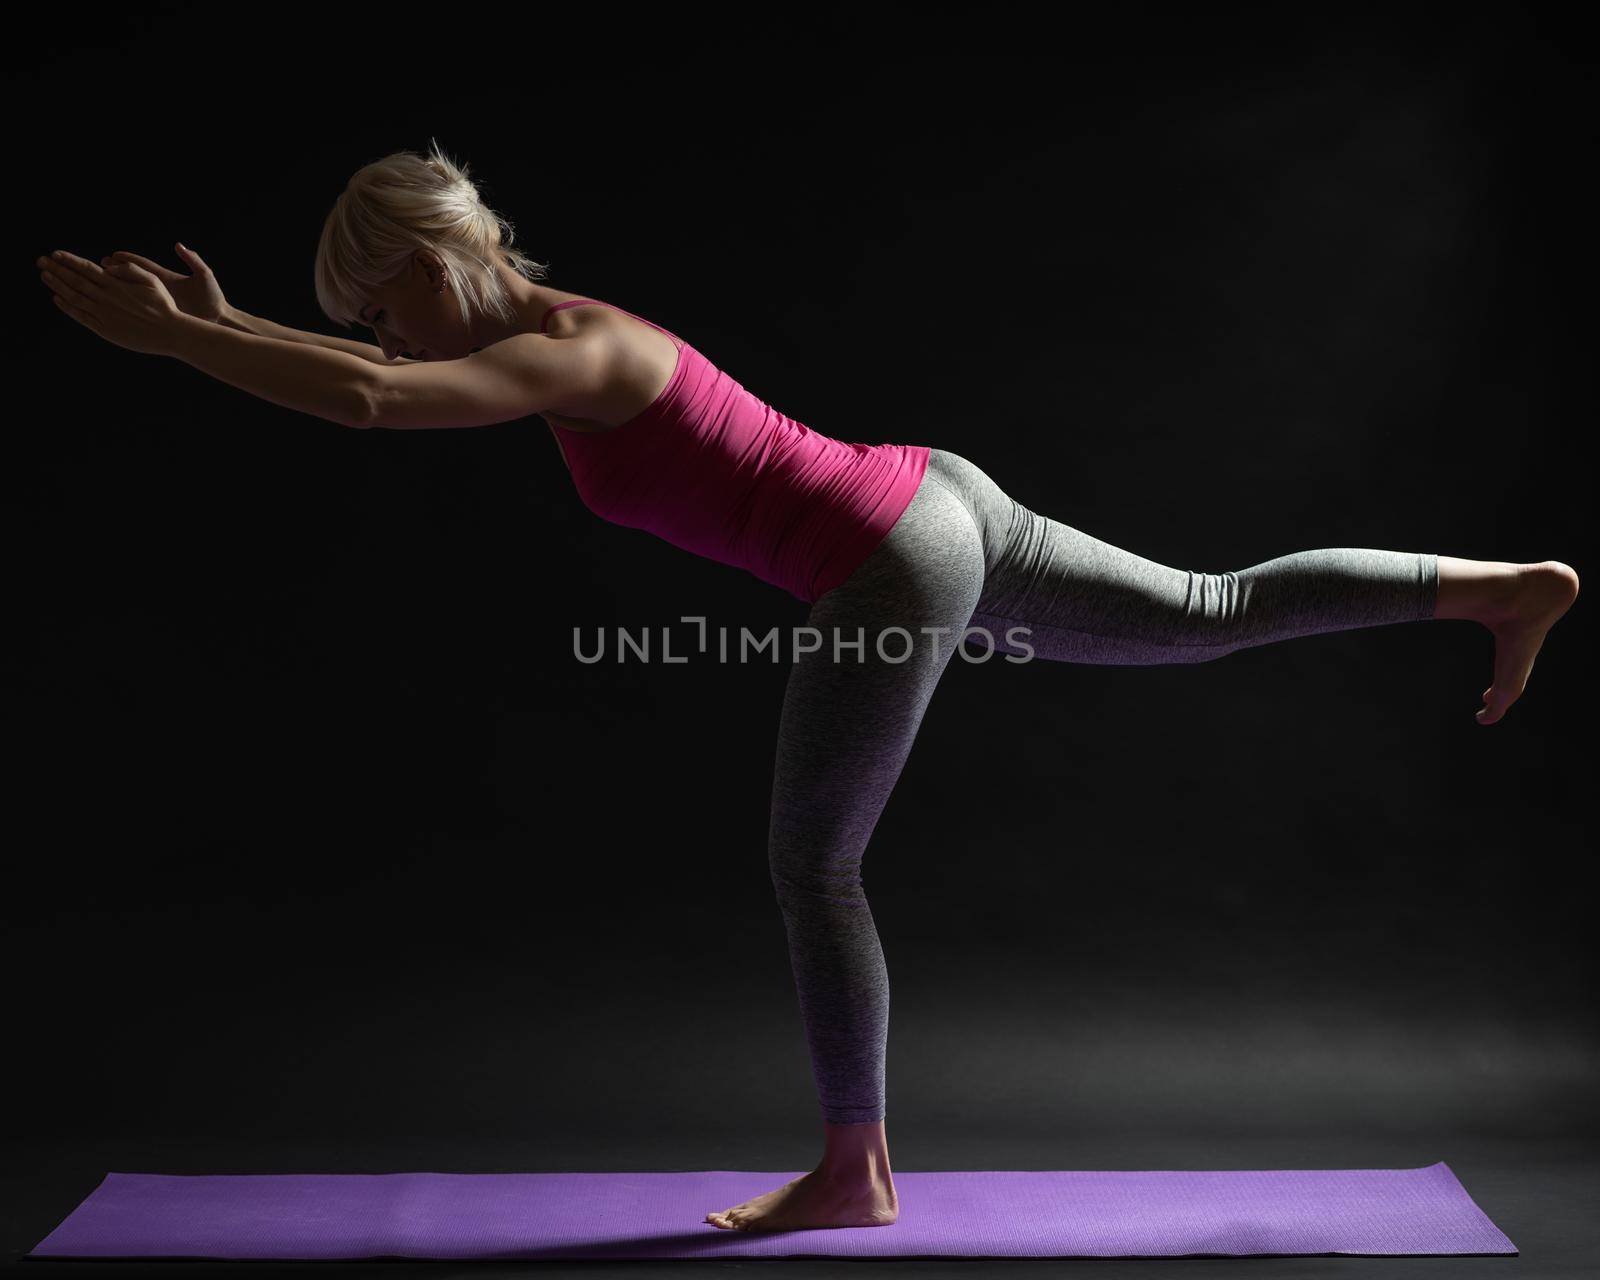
top-left (1478, 685), bottom-right (1515, 724)
top-left (1477, 696), bottom-right (1513, 724)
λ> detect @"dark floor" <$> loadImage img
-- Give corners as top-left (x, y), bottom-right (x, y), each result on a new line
top-left (3, 1129), bottom-right (1593, 1278)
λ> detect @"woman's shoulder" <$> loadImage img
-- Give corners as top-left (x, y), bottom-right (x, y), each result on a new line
top-left (536, 293), bottom-right (687, 432)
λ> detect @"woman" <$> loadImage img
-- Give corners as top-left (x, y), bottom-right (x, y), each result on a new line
top-left (35, 141), bottom-right (1578, 1234)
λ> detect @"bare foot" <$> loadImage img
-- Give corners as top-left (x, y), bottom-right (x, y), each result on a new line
top-left (705, 1165), bottom-right (899, 1232)
top-left (1475, 561), bottom-right (1579, 725)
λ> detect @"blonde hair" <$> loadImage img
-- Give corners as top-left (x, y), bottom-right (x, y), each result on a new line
top-left (314, 138), bottom-right (549, 330)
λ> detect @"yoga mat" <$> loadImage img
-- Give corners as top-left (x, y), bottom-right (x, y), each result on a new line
top-left (28, 1161), bottom-right (1516, 1260)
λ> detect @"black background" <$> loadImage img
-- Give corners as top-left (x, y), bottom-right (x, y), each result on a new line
top-left (6, 4), bottom-right (1593, 1275)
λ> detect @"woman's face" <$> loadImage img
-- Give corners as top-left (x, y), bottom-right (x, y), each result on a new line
top-left (355, 249), bottom-right (473, 362)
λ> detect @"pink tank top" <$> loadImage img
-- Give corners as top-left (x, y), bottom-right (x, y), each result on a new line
top-left (541, 299), bottom-right (931, 605)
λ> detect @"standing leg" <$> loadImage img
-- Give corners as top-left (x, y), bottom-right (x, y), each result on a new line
top-left (769, 474), bottom-right (985, 1129)
top-left (707, 465), bottom-right (986, 1232)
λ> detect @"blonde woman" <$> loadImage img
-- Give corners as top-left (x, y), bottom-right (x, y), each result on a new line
top-left (35, 140), bottom-right (1579, 1234)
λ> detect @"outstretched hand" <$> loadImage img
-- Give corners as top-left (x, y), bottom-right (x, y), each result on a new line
top-left (36, 249), bottom-right (187, 357)
top-left (102, 242), bottom-right (230, 323)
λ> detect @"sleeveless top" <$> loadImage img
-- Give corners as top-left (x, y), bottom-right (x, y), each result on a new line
top-left (540, 299), bottom-right (931, 605)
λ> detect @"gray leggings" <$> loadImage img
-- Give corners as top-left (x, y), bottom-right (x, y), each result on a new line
top-left (768, 447), bottom-right (1439, 1126)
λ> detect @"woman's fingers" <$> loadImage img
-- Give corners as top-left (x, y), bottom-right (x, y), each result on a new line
top-left (44, 250), bottom-right (111, 285)
top-left (105, 249), bottom-right (181, 281)
top-left (175, 242), bottom-right (213, 273)
top-left (38, 252), bottom-right (111, 310)
top-left (39, 260), bottom-right (101, 311)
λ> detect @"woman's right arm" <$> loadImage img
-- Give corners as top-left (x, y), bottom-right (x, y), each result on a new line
top-left (104, 243), bottom-right (411, 367)
top-left (218, 305), bottom-right (408, 366)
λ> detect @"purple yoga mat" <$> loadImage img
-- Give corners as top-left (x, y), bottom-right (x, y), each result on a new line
top-left (28, 1161), bottom-right (1516, 1259)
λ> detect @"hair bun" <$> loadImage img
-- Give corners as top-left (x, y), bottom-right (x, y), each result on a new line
top-left (313, 136), bottom-right (550, 333)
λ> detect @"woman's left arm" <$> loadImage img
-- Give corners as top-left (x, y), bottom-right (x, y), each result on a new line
top-left (39, 249), bottom-right (368, 428)
top-left (167, 313), bottom-right (369, 427)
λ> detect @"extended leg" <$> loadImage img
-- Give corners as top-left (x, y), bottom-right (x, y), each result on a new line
top-left (969, 536), bottom-right (1440, 666)
top-left (920, 452), bottom-right (1440, 666)
top-left (923, 449), bottom-right (1577, 722)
